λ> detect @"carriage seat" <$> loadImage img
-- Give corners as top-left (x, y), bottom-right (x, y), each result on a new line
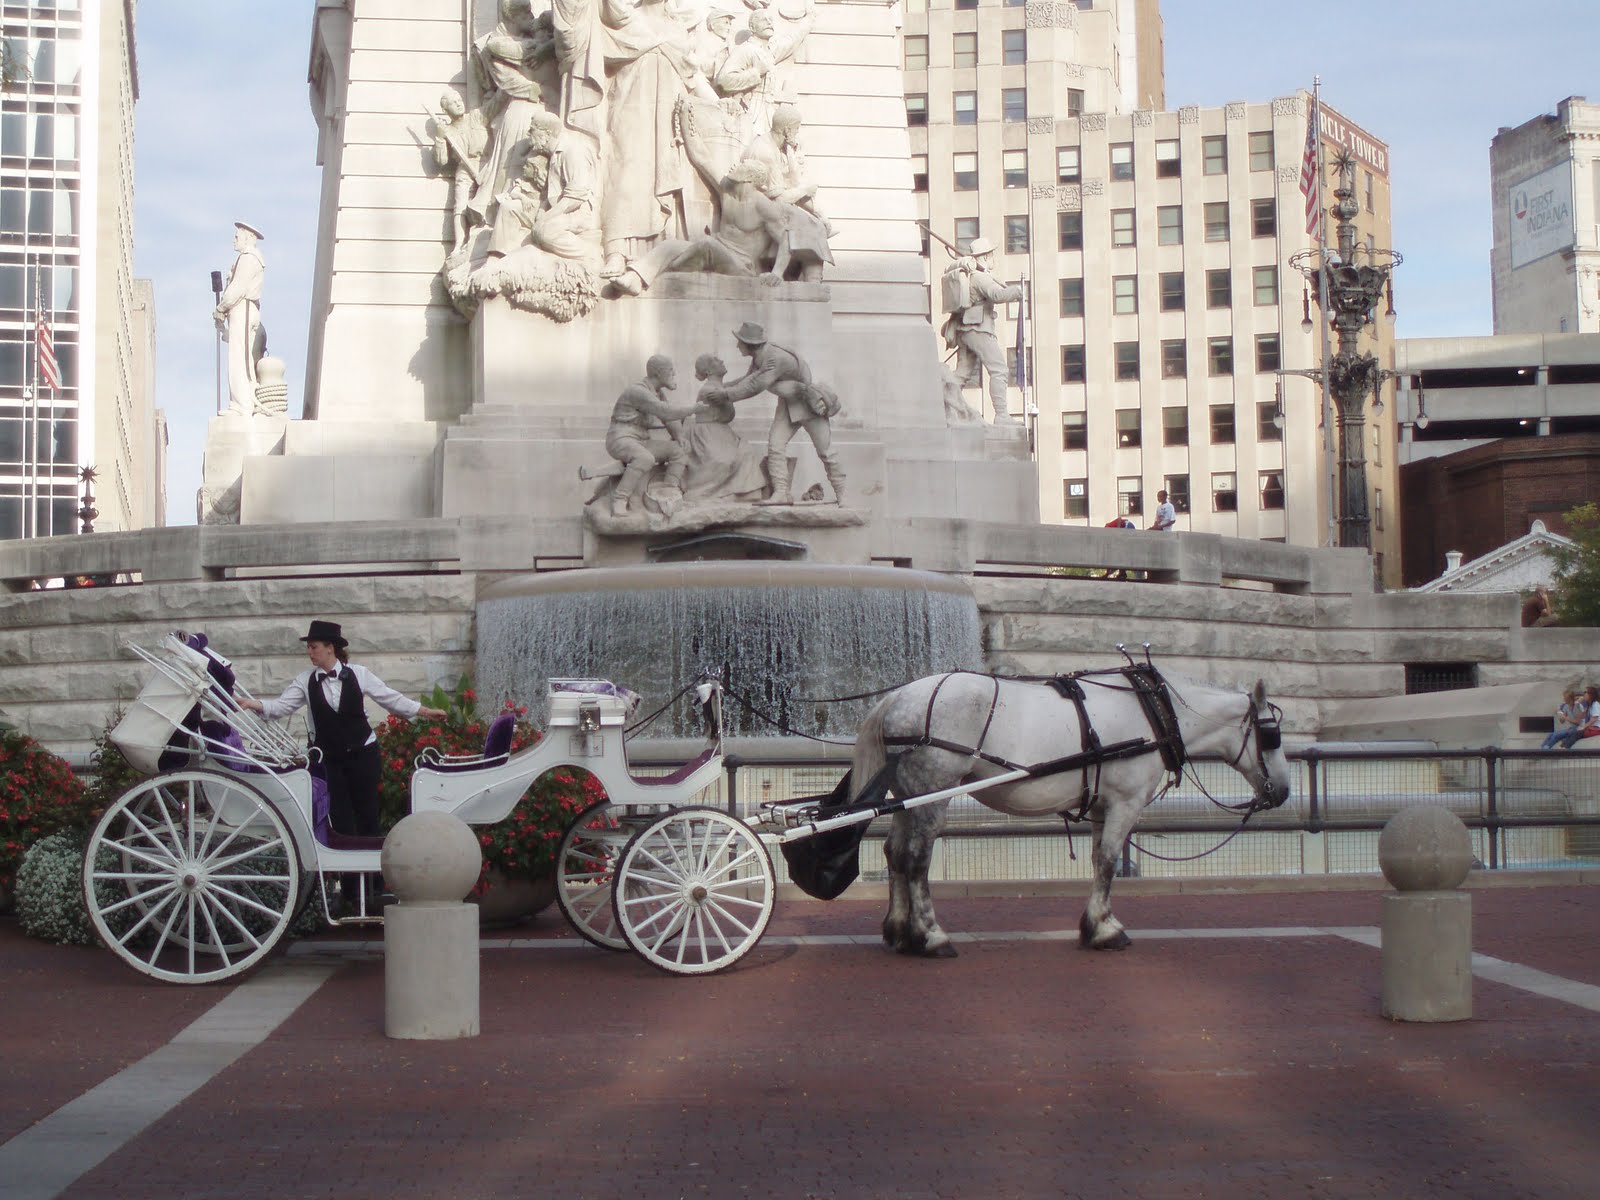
top-left (628, 744), bottom-right (719, 788)
top-left (420, 712), bottom-right (517, 774)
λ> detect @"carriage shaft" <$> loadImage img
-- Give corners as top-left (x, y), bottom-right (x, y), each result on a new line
top-left (772, 767), bottom-right (1034, 844)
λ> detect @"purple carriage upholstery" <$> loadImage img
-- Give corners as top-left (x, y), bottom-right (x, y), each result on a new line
top-left (156, 633), bottom-right (240, 771)
top-left (426, 711), bottom-right (517, 774)
top-left (628, 743), bottom-right (719, 787)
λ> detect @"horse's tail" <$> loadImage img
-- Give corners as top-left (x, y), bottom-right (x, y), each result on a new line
top-left (849, 691), bottom-right (894, 805)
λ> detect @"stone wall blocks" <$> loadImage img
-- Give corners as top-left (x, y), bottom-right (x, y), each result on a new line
top-left (30, 625), bottom-right (119, 662)
top-left (0, 630), bottom-right (30, 666)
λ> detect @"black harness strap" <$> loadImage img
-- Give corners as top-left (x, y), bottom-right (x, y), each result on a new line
top-left (1122, 664), bottom-right (1185, 775)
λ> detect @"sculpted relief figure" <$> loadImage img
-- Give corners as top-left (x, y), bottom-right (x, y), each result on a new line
top-left (213, 222), bottom-right (268, 417)
top-left (700, 321), bottom-right (844, 505)
top-left (431, 91), bottom-right (489, 251)
top-left (940, 237), bottom-right (1023, 422)
top-left (466, 0), bottom-right (556, 229)
top-left (713, 0), bottom-right (813, 143)
top-left (598, 355), bottom-right (704, 517)
top-left (681, 353), bottom-right (770, 502)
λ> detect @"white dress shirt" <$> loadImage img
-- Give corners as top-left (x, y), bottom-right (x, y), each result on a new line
top-left (257, 663), bottom-right (423, 746)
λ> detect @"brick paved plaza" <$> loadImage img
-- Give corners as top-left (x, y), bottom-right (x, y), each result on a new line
top-left (3, 882), bottom-right (1597, 1200)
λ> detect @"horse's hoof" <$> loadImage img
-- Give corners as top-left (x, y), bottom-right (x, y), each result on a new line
top-left (924, 941), bottom-right (959, 959)
top-left (1092, 931), bottom-right (1132, 951)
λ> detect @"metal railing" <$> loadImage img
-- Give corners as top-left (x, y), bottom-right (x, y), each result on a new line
top-left (688, 746), bottom-right (1600, 885)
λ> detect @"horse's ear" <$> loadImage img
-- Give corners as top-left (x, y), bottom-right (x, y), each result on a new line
top-left (1252, 679), bottom-right (1267, 708)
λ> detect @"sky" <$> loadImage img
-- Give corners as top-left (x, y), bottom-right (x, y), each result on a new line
top-left (134, 1), bottom-right (1600, 525)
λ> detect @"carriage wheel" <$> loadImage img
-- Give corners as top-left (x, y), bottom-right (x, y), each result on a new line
top-left (555, 801), bottom-right (634, 951)
top-left (614, 806), bottom-right (774, 975)
top-left (82, 770), bottom-right (303, 985)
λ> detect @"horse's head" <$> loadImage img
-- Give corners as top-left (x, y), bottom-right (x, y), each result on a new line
top-left (1237, 679), bottom-right (1292, 811)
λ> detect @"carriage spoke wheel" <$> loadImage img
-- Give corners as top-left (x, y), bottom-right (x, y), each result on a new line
top-left (614, 806), bottom-right (774, 975)
top-left (83, 770), bottom-right (302, 985)
top-left (555, 801), bottom-right (636, 951)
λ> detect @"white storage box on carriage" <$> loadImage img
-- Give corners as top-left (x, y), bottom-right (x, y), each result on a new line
top-left (546, 680), bottom-right (639, 728)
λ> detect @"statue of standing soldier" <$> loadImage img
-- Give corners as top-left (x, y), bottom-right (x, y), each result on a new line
top-left (213, 221), bottom-right (267, 417)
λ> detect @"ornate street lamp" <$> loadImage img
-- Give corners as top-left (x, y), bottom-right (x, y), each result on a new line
top-left (1290, 150), bottom-right (1402, 550)
top-left (77, 465), bottom-right (98, 534)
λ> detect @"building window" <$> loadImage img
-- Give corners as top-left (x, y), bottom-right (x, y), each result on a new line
top-left (1253, 265), bottom-right (1278, 306)
top-left (904, 35), bottom-right (928, 71)
top-left (1161, 339), bottom-right (1186, 379)
top-left (1004, 0), bottom-right (1027, 7)
top-left (1202, 135), bottom-right (1227, 175)
top-left (953, 152), bottom-right (979, 190)
top-left (1374, 486), bottom-right (1384, 530)
top-left (1166, 474), bottom-right (1191, 513)
top-left (1112, 275), bottom-right (1137, 314)
top-left (1251, 197), bottom-right (1276, 237)
top-left (1365, 170), bottom-right (1375, 212)
top-left (1116, 408), bottom-right (1141, 447)
top-left (1206, 268), bottom-right (1231, 308)
top-left (1212, 471), bottom-right (1238, 512)
top-left (1062, 343), bottom-right (1086, 382)
top-left (955, 0), bottom-right (978, 9)
top-left (1063, 411), bottom-right (1087, 450)
top-left (1002, 88), bottom-right (1027, 123)
top-left (1005, 215), bottom-right (1029, 253)
top-left (1003, 149), bottom-right (1027, 188)
top-left (1111, 208), bottom-right (1135, 247)
top-left (1248, 131), bottom-right (1274, 171)
top-left (1255, 333), bottom-right (1281, 372)
top-left (1114, 341), bottom-right (1140, 381)
top-left (906, 95), bottom-right (927, 126)
top-left (1067, 88), bottom-right (1084, 117)
top-left (1159, 272), bottom-right (1185, 311)
top-left (954, 91), bottom-right (977, 124)
top-left (1059, 277), bottom-right (1084, 317)
top-left (911, 154), bottom-right (928, 192)
top-left (1204, 201), bottom-right (1229, 242)
top-left (1057, 147), bottom-right (1080, 184)
top-left (1118, 476), bottom-right (1144, 517)
top-left (1058, 211), bottom-right (1082, 250)
top-left (1163, 407), bottom-right (1189, 446)
top-left (954, 217), bottom-right (980, 252)
top-left (1002, 29), bottom-right (1026, 65)
top-left (953, 32), bottom-right (978, 68)
top-left (1210, 402), bottom-right (1235, 443)
top-left (1157, 205), bottom-right (1182, 245)
top-left (1110, 143), bottom-right (1134, 181)
top-left (1064, 478), bottom-right (1088, 519)
top-left (1208, 337), bottom-right (1234, 377)
top-left (1155, 139), bottom-right (1180, 178)
top-left (1260, 470), bottom-right (1285, 510)
top-left (919, 225), bottom-right (931, 257)
top-left (1257, 400), bottom-right (1282, 441)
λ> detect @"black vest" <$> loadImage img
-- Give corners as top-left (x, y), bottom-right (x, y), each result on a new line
top-left (306, 666), bottom-right (372, 762)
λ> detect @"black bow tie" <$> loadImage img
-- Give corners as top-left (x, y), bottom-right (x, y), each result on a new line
top-left (318, 671), bottom-right (340, 684)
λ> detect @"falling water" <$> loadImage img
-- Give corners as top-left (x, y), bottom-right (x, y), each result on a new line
top-left (475, 564), bottom-right (982, 739)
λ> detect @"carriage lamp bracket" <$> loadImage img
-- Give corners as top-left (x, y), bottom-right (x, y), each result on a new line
top-left (578, 702), bottom-right (602, 732)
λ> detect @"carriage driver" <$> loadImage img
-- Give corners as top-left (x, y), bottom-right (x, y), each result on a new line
top-left (240, 620), bottom-right (446, 910)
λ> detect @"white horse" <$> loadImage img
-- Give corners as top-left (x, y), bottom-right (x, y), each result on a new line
top-left (848, 666), bottom-right (1292, 955)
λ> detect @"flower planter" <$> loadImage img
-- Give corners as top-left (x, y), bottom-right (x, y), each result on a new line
top-left (472, 869), bottom-right (557, 928)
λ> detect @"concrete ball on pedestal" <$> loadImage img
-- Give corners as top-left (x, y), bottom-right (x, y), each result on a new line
top-left (1378, 805), bottom-right (1473, 892)
top-left (382, 811), bottom-right (482, 904)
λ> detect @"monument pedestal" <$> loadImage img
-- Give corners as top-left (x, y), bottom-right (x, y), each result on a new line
top-left (199, 412), bottom-right (286, 525)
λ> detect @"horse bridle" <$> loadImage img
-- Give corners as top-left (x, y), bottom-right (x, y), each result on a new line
top-left (1224, 698), bottom-right (1285, 809)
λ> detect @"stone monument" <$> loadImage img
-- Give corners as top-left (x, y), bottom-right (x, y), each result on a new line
top-left (239, 0), bottom-right (1036, 550)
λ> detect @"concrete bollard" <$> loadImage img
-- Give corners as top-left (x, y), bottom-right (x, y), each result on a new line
top-left (381, 811), bottom-right (483, 1040)
top-left (1377, 805), bottom-right (1474, 1022)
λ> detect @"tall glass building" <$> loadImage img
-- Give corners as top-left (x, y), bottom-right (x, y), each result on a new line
top-left (1, 0), bottom-right (158, 540)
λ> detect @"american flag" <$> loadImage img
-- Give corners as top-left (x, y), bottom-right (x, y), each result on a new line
top-left (1299, 93), bottom-right (1323, 241)
top-left (36, 303), bottom-right (60, 393)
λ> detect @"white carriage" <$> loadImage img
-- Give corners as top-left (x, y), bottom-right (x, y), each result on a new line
top-left (84, 634), bottom-right (777, 982)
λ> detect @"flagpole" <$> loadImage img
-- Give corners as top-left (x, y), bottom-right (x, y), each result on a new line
top-left (1313, 78), bottom-right (1337, 547)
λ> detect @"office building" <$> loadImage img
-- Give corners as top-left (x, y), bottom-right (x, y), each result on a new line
top-left (0, 0), bottom-right (158, 539)
top-left (1490, 96), bottom-right (1600, 336)
top-left (902, 0), bottom-right (1399, 581)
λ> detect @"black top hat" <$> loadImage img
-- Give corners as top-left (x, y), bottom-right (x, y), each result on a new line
top-left (300, 619), bottom-right (348, 648)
